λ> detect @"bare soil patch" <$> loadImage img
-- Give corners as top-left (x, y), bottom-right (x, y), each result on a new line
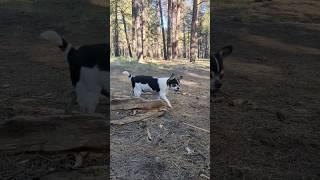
top-left (0, 1), bottom-right (108, 179)
top-left (212, 0), bottom-right (320, 179)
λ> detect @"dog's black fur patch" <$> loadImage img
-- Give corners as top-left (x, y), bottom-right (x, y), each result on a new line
top-left (212, 52), bottom-right (223, 75)
top-left (167, 78), bottom-right (180, 88)
top-left (59, 38), bottom-right (68, 51)
top-left (131, 76), bottom-right (160, 92)
top-left (66, 43), bottom-right (109, 87)
top-left (211, 45), bottom-right (233, 93)
top-left (211, 45), bottom-right (232, 77)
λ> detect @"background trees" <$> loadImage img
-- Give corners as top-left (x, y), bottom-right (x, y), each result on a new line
top-left (111, 0), bottom-right (209, 62)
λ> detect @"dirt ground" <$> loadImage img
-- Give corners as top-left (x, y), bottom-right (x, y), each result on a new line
top-left (212, 0), bottom-right (320, 179)
top-left (2, 0), bottom-right (320, 179)
top-left (0, 0), bottom-right (108, 179)
top-left (110, 59), bottom-right (210, 179)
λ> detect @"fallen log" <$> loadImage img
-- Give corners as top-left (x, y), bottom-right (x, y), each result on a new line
top-left (110, 111), bottom-right (165, 125)
top-left (0, 114), bottom-right (108, 153)
top-left (111, 97), bottom-right (166, 111)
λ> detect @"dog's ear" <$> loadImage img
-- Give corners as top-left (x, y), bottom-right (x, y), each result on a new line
top-left (219, 45), bottom-right (233, 58)
top-left (169, 73), bottom-right (175, 80)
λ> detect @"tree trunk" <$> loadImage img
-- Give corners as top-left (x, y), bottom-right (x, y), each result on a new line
top-left (114, 1), bottom-right (120, 56)
top-left (190, 0), bottom-right (198, 62)
top-left (171, 0), bottom-right (176, 59)
top-left (141, 0), bottom-right (145, 60)
top-left (156, 2), bottom-right (162, 59)
top-left (198, 36), bottom-right (201, 58)
top-left (205, 34), bottom-right (209, 58)
top-left (159, 0), bottom-right (167, 60)
top-left (132, 0), bottom-right (138, 56)
top-left (121, 10), bottom-right (133, 58)
top-left (183, 21), bottom-right (187, 58)
top-left (187, 30), bottom-right (190, 59)
top-left (210, 0), bottom-right (214, 59)
top-left (135, 0), bottom-right (143, 61)
top-left (167, 0), bottom-right (172, 60)
top-left (172, 0), bottom-right (181, 60)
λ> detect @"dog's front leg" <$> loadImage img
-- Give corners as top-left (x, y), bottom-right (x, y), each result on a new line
top-left (65, 90), bottom-right (77, 114)
top-left (160, 93), bottom-right (172, 108)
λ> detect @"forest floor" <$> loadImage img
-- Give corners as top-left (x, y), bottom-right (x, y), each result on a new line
top-left (212, 0), bottom-right (320, 179)
top-left (0, 0), bottom-right (108, 179)
top-left (110, 58), bottom-right (210, 179)
top-left (0, 0), bottom-right (210, 179)
top-left (1, 0), bottom-right (320, 179)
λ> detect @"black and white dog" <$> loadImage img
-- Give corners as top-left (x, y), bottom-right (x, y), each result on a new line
top-left (122, 71), bottom-right (182, 108)
top-left (40, 30), bottom-right (109, 113)
top-left (211, 45), bottom-right (233, 96)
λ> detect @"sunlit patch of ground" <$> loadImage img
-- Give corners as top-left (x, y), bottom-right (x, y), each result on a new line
top-left (110, 57), bottom-right (210, 179)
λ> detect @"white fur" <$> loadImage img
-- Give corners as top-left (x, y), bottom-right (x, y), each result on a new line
top-left (157, 77), bottom-right (172, 107)
top-left (76, 66), bottom-right (109, 113)
top-left (122, 71), bottom-right (130, 77)
top-left (40, 30), bottom-right (63, 46)
top-left (64, 44), bottom-right (73, 61)
top-left (41, 30), bottom-right (73, 61)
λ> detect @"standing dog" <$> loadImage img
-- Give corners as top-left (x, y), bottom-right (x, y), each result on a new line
top-left (122, 71), bottom-right (182, 108)
top-left (40, 30), bottom-right (109, 113)
top-left (211, 45), bottom-right (233, 96)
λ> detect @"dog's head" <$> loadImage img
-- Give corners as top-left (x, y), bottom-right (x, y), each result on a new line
top-left (211, 45), bottom-right (233, 93)
top-left (167, 73), bottom-right (183, 92)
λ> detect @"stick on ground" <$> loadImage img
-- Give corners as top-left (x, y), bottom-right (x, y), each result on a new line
top-left (183, 122), bottom-right (210, 133)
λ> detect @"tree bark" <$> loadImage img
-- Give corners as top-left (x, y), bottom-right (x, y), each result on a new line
top-left (156, 2), bottom-right (162, 59)
top-left (172, 0), bottom-right (181, 60)
top-left (132, 0), bottom-right (138, 56)
top-left (141, 0), bottom-right (145, 60)
top-left (121, 10), bottom-right (133, 58)
top-left (159, 0), bottom-right (167, 60)
top-left (0, 114), bottom-right (108, 152)
top-left (205, 34), bottom-right (209, 58)
top-left (111, 111), bottom-right (164, 125)
top-left (171, 0), bottom-right (176, 59)
top-left (190, 0), bottom-right (198, 62)
top-left (183, 21), bottom-right (187, 58)
top-left (167, 0), bottom-right (172, 60)
top-left (114, 1), bottom-right (120, 56)
top-left (135, 0), bottom-right (143, 61)
top-left (111, 97), bottom-right (165, 111)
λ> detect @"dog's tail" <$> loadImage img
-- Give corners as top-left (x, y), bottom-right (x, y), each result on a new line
top-left (40, 30), bottom-right (71, 52)
top-left (122, 71), bottom-right (132, 79)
